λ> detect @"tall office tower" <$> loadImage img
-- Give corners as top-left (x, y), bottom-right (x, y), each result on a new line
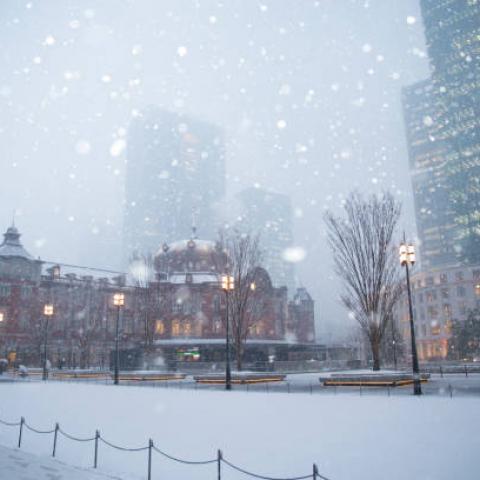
top-left (123, 108), bottom-right (225, 264)
top-left (235, 188), bottom-right (295, 295)
top-left (402, 1), bottom-right (480, 268)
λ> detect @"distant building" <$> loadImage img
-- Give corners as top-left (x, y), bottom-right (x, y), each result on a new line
top-left (395, 264), bottom-right (480, 361)
top-left (402, 0), bottom-right (480, 269)
top-left (235, 188), bottom-right (295, 295)
top-left (0, 224), bottom-right (316, 369)
top-left (123, 108), bottom-right (226, 265)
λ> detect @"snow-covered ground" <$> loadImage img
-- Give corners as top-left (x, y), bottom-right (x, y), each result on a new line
top-left (0, 381), bottom-right (479, 480)
top-left (0, 444), bottom-right (127, 480)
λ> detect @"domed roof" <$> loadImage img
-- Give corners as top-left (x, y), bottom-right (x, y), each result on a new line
top-left (154, 237), bottom-right (227, 277)
top-left (0, 225), bottom-right (34, 260)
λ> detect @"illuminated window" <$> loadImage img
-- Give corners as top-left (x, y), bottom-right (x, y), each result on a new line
top-left (431, 323), bottom-right (441, 335)
top-left (475, 284), bottom-right (480, 296)
top-left (184, 322), bottom-right (192, 335)
top-left (155, 320), bottom-right (165, 334)
top-left (172, 321), bottom-right (181, 336)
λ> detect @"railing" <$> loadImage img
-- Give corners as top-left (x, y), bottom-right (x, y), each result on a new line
top-left (0, 415), bottom-right (331, 480)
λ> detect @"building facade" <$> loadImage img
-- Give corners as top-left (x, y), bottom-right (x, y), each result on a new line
top-left (396, 263), bottom-right (480, 361)
top-left (402, 0), bottom-right (480, 269)
top-left (123, 108), bottom-right (226, 264)
top-left (398, 1), bottom-right (480, 360)
top-left (0, 225), bottom-right (315, 369)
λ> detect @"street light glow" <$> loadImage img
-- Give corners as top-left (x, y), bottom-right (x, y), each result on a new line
top-left (221, 275), bottom-right (234, 291)
top-left (44, 304), bottom-right (54, 316)
top-left (113, 292), bottom-right (125, 306)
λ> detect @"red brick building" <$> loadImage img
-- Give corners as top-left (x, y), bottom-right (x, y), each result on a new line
top-left (0, 225), bottom-right (317, 369)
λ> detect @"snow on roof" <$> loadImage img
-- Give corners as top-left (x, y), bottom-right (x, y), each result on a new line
top-left (0, 226), bottom-right (34, 260)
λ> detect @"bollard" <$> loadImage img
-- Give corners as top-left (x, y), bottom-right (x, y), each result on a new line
top-left (18, 417), bottom-right (24, 448)
top-left (266, 382), bottom-right (269, 393)
top-left (52, 423), bottom-right (59, 457)
top-left (147, 439), bottom-right (153, 480)
top-left (309, 383), bottom-right (313, 395)
top-left (94, 430), bottom-right (100, 468)
top-left (440, 365), bottom-right (443, 378)
top-left (360, 385), bottom-right (362, 396)
top-left (465, 365), bottom-right (468, 377)
top-left (449, 384), bottom-right (453, 398)
top-left (287, 382), bottom-right (290, 394)
top-left (217, 449), bottom-right (222, 480)
top-left (313, 463), bottom-right (318, 480)
top-left (387, 386), bottom-right (391, 397)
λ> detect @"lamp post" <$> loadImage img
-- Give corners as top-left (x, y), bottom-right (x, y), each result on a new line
top-left (113, 292), bottom-right (125, 385)
top-left (221, 275), bottom-right (234, 391)
top-left (42, 304), bottom-right (54, 381)
top-left (399, 238), bottom-right (422, 395)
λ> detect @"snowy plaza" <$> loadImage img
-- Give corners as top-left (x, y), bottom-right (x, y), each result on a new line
top-left (1, 379), bottom-right (479, 480)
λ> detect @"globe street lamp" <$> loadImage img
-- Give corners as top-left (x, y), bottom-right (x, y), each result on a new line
top-left (42, 304), bottom-right (54, 381)
top-left (221, 275), bottom-right (234, 391)
top-left (113, 292), bottom-right (125, 385)
top-left (399, 239), bottom-right (422, 395)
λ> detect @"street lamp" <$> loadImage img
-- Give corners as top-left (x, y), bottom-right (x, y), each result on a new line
top-left (0, 312), bottom-right (4, 323)
top-left (113, 292), bottom-right (125, 385)
top-left (221, 275), bottom-right (234, 391)
top-left (42, 304), bottom-right (54, 381)
top-left (399, 238), bottom-right (422, 395)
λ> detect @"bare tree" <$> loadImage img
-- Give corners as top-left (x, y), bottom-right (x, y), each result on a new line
top-left (218, 230), bottom-right (265, 371)
top-left (325, 192), bottom-right (403, 371)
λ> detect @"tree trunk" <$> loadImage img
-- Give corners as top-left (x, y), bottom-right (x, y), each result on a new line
top-left (371, 338), bottom-right (381, 371)
top-left (235, 340), bottom-right (243, 371)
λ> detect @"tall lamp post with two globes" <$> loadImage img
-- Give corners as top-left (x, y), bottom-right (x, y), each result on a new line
top-left (399, 238), bottom-right (422, 395)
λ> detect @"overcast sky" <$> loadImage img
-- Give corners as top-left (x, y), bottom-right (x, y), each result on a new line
top-left (0, 0), bottom-right (429, 340)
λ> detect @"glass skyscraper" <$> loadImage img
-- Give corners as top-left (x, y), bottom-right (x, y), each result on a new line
top-left (123, 108), bottom-right (225, 264)
top-left (402, 0), bottom-right (480, 269)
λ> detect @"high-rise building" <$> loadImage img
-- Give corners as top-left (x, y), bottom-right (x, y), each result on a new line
top-left (235, 187), bottom-right (295, 294)
top-left (397, 1), bottom-right (480, 360)
top-left (123, 108), bottom-right (225, 264)
top-left (402, 0), bottom-right (480, 268)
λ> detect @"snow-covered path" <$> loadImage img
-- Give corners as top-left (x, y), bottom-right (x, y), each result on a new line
top-left (0, 444), bottom-right (127, 480)
top-left (0, 381), bottom-right (479, 480)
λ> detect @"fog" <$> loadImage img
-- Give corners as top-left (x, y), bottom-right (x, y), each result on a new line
top-left (0, 0), bottom-right (429, 341)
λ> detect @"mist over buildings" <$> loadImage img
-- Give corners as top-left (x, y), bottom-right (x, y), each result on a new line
top-left (0, 0), bottom-right (429, 340)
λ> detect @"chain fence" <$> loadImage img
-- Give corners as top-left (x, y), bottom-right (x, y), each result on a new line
top-left (0, 414), bottom-right (330, 480)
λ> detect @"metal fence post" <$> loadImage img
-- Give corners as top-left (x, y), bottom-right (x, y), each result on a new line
top-left (217, 449), bottom-right (222, 480)
top-left (147, 439), bottom-right (153, 480)
top-left (94, 430), bottom-right (100, 468)
top-left (18, 417), bottom-right (24, 448)
top-left (52, 423), bottom-right (59, 457)
top-left (313, 463), bottom-right (318, 480)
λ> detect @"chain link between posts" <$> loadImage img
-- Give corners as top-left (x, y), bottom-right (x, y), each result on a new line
top-left (0, 413), bottom-right (331, 480)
